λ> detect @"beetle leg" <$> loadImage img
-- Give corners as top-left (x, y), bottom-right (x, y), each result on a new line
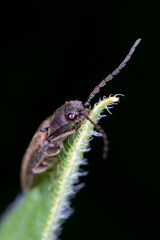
top-left (32, 159), bottom-right (53, 174)
top-left (32, 154), bottom-right (60, 178)
top-left (51, 124), bottom-right (81, 142)
top-left (47, 156), bottom-right (61, 176)
top-left (32, 156), bottom-right (61, 188)
top-left (47, 157), bottom-right (61, 187)
top-left (31, 151), bottom-right (50, 174)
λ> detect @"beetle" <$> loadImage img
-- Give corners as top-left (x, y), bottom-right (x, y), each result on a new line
top-left (21, 38), bottom-right (141, 191)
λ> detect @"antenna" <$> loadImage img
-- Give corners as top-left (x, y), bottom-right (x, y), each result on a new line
top-left (81, 113), bottom-right (108, 158)
top-left (84, 38), bottom-right (141, 107)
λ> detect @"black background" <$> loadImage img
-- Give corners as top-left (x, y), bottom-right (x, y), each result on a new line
top-left (0, 1), bottom-right (160, 239)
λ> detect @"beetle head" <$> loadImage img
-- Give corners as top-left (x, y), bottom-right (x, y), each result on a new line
top-left (47, 100), bottom-right (90, 138)
top-left (65, 100), bottom-right (90, 122)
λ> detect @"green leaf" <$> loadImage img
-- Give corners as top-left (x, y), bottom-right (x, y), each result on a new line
top-left (0, 96), bottom-right (119, 240)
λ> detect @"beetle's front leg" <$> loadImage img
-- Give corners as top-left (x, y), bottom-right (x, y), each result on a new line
top-left (50, 123), bottom-right (82, 142)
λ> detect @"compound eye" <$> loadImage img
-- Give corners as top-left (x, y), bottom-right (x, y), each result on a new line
top-left (67, 113), bottom-right (77, 121)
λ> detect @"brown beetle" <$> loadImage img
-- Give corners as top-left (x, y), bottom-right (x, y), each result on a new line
top-left (21, 39), bottom-right (141, 191)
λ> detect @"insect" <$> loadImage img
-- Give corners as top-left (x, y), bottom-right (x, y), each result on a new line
top-left (21, 38), bottom-right (141, 191)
